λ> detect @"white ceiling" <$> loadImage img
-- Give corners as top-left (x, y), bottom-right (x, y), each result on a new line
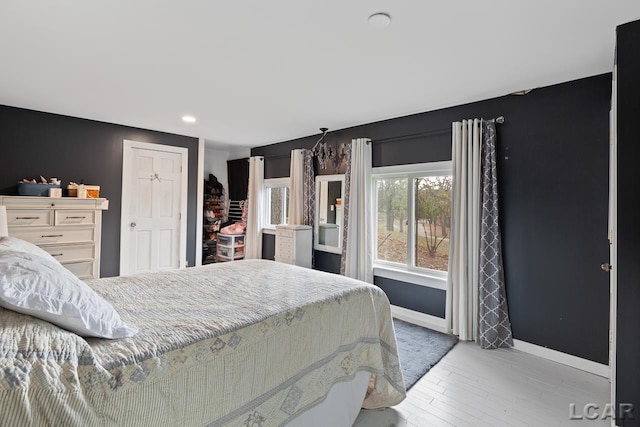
top-left (1, 1), bottom-right (639, 149)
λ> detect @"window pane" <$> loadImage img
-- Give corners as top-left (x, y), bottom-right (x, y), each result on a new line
top-left (414, 176), bottom-right (452, 271)
top-left (284, 187), bottom-right (289, 224)
top-left (376, 178), bottom-right (408, 264)
top-left (269, 187), bottom-right (284, 225)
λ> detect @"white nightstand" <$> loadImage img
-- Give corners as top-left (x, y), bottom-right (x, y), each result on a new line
top-left (275, 225), bottom-right (312, 268)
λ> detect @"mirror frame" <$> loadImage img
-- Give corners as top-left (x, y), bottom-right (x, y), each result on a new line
top-left (314, 174), bottom-right (345, 254)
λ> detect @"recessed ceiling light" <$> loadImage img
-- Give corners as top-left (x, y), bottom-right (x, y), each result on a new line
top-left (368, 12), bottom-right (391, 28)
top-left (182, 115), bottom-right (196, 123)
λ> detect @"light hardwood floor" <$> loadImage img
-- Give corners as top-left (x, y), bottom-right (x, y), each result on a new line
top-left (354, 342), bottom-right (610, 427)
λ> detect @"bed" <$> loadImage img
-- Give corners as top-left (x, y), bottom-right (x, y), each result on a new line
top-left (0, 258), bottom-right (405, 426)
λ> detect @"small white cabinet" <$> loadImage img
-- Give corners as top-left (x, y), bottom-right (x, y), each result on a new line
top-left (275, 225), bottom-right (312, 268)
top-left (216, 233), bottom-right (245, 262)
top-left (0, 196), bottom-right (108, 279)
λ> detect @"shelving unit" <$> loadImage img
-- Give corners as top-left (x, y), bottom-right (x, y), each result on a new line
top-left (202, 194), bottom-right (226, 265)
top-left (228, 200), bottom-right (245, 223)
top-left (216, 233), bottom-right (245, 262)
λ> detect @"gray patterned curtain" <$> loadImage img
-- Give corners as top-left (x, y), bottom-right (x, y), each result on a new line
top-left (478, 121), bottom-right (513, 349)
top-left (302, 149), bottom-right (316, 267)
top-left (339, 143), bottom-right (353, 275)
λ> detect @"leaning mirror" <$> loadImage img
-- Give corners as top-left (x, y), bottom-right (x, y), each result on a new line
top-left (315, 174), bottom-right (345, 254)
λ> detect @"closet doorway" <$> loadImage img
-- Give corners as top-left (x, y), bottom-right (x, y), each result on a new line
top-left (120, 140), bottom-right (188, 275)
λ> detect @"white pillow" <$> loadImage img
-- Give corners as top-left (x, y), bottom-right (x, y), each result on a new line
top-left (0, 236), bottom-right (59, 262)
top-left (0, 249), bottom-right (138, 339)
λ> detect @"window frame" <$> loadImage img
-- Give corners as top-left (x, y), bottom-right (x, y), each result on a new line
top-left (263, 177), bottom-right (291, 230)
top-left (314, 174), bottom-right (345, 255)
top-left (372, 161), bottom-right (452, 286)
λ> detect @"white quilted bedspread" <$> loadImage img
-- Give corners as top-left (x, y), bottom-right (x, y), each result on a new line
top-left (0, 260), bottom-right (405, 426)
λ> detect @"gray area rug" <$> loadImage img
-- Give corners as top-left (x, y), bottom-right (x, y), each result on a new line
top-left (393, 318), bottom-right (458, 390)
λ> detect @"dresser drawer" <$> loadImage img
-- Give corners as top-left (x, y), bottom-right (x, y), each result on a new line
top-left (6, 210), bottom-right (51, 227)
top-left (55, 210), bottom-right (96, 226)
top-left (43, 244), bottom-right (95, 263)
top-left (10, 227), bottom-right (96, 245)
top-left (276, 243), bottom-right (292, 259)
top-left (278, 237), bottom-right (293, 249)
top-left (62, 261), bottom-right (95, 280)
top-left (277, 229), bottom-right (294, 239)
top-left (0, 196), bottom-right (105, 210)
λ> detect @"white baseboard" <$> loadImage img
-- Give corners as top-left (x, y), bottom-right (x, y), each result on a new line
top-left (513, 339), bottom-right (610, 378)
top-left (390, 305), bottom-right (447, 333)
top-left (389, 306), bottom-right (609, 379)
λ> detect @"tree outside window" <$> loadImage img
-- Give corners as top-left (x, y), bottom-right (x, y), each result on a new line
top-left (375, 172), bottom-right (451, 273)
top-left (376, 178), bottom-right (408, 264)
top-left (414, 176), bottom-right (451, 271)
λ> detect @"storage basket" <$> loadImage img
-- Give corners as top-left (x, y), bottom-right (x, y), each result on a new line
top-left (18, 183), bottom-right (61, 196)
top-left (68, 185), bottom-right (100, 198)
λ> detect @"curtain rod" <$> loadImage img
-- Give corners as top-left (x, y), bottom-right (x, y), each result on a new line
top-left (374, 116), bottom-right (505, 145)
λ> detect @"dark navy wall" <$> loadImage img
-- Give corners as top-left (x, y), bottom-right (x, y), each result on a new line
top-left (262, 233), bottom-right (275, 260)
top-left (615, 19), bottom-right (640, 427)
top-left (252, 74), bottom-right (612, 364)
top-left (375, 277), bottom-right (446, 318)
top-left (0, 105), bottom-right (199, 277)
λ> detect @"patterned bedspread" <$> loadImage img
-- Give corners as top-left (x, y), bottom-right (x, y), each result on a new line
top-left (0, 260), bottom-right (405, 426)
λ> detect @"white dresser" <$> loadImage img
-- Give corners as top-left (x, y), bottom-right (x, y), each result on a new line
top-left (0, 196), bottom-right (109, 279)
top-left (275, 224), bottom-right (312, 268)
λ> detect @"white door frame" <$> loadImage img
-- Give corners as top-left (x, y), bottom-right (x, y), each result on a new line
top-left (609, 66), bottom-right (618, 425)
top-left (195, 139), bottom-right (205, 266)
top-left (120, 140), bottom-right (189, 275)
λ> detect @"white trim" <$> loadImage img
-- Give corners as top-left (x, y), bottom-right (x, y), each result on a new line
top-left (608, 65), bottom-right (617, 421)
top-left (264, 177), bottom-right (291, 228)
top-left (264, 177), bottom-right (291, 187)
top-left (120, 140), bottom-right (189, 275)
top-left (390, 305), bottom-right (447, 334)
top-left (392, 306), bottom-right (610, 379)
top-left (261, 228), bottom-right (276, 235)
top-left (372, 163), bottom-right (452, 278)
top-left (195, 139), bottom-right (205, 267)
top-left (513, 339), bottom-right (610, 378)
top-left (374, 266), bottom-right (447, 290)
top-left (315, 174), bottom-right (345, 255)
top-left (373, 160), bottom-right (452, 176)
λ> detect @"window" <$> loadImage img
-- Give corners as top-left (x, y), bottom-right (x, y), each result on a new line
top-left (373, 162), bottom-right (452, 276)
top-left (264, 178), bottom-right (290, 228)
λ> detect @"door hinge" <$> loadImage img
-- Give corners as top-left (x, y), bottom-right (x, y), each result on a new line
top-left (609, 230), bottom-right (613, 245)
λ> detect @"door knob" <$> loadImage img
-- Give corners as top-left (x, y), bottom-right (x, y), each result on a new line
top-left (130, 222), bottom-right (137, 228)
top-left (600, 262), bottom-right (612, 272)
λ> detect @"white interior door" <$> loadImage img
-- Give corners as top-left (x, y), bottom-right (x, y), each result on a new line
top-left (121, 140), bottom-right (188, 275)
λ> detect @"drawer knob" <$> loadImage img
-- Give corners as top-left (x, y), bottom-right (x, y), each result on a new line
top-left (130, 222), bottom-right (137, 228)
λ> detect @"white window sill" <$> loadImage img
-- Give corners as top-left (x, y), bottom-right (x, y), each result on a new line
top-left (262, 228), bottom-right (276, 235)
top-left (373, 265), bottom-right (447, 290)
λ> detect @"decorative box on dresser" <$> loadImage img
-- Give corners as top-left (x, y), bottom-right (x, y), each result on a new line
top-left (0, 196), bottom-right (109, 279)
top-left (275, 224), bottom-right (312, 268)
